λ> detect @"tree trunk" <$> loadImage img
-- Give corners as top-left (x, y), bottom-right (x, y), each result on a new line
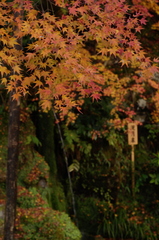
top-left (4, 3), bottom-right (23, 238)
top-left (4, 93), bottom-right (20, 240)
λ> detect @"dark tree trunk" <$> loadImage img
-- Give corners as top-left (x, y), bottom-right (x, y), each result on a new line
top-left (4, 93), bottom-right (20, 240)
top-left (3, 3), bottom-right (23, 239)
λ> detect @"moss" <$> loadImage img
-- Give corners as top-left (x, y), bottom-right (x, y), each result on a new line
top-left (33, 111), bottom-right (57, 175)
top-left (18, 151), bottom-right (50, 187)
top-left (15, 207), bottom-right (82, 240)
top-left (49, 177), bottom-right (67, 212)
top-left (16, 186), bottom-right (81, 240)
top-left (32, 110), bottom-right (67, 211)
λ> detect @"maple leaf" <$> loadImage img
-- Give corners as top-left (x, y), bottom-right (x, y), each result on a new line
top-left (120, 58), bottom-right (130, 67)
top-left (12, 92), bottom-right (21, 101)
top-left (108, 47), bottom-right (118, 57)
top-left (54, 0), bottom-right (66, 7)
top-left (123, 51), bottom-right (133, 60)
top-left (21, 21), bottom-right (31, 32)
top-left (148, 79), bottom-right (159, 89)
top-left (5, 55), bottom-right (16, 66)
top-left (23, 0), bottom-right (33, 10)
top-left (154, 58), bottom-right (159, 63)
top-left (40, 48), bottom-right (52, 57)
top-left (13, 65), bottom-right (21, 74)
top-left (139, 17), bottom-right (147, 25)
top-left (69, 6), bottom-right (78, 15)
top-left (1, 78), bottom-right (7, 85)
top-left (8, 37), bottom-right (19, 47)
top-left (27, 9), bottom-right (38, 20)
top-left (135, 25), bottom-right (143, 33)
top-left (22, 76), bottom-right (32, 87)
top-left (91, 92), bottom-right (101, 101)
top-left (26, 52), bottom-right (36, 61)
top-left (40, 99), bottom-right (52, 112)
top-left (0, 66), bottom-right (10, 77)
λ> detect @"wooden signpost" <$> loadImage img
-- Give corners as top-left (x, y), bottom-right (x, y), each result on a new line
top-left (128, 123), bottom-right (138, 198)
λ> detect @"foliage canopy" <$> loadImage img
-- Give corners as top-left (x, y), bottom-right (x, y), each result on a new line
top-left (0, 0), bottom-right (158, 124)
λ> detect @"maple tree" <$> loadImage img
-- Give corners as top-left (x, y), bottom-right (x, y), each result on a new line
top-left (133, 0), bottom-right (159, 123)
top-left (0, 0), bottom-right (159, 239)
top-left (0, 0), bottom-right (158, 121)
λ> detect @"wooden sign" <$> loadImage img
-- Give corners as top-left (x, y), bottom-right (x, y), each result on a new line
top-left (128, 123), bottom-right (138, 198)
top-left (128, 123), bottom-right (138, 145)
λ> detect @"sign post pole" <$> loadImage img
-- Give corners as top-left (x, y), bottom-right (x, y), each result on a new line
top-left (131, 145), bottom-right (135, 197)
top-left (128, 123), bottom-right (138, 198)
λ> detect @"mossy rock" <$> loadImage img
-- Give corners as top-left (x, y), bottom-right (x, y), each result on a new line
top-left (18, 151), bottom-right (50, 186)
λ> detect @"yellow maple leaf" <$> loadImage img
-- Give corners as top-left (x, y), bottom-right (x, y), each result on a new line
top-left (40, 100), bottom-right (52, 112)
top-left (1, 78), bottom-right (7, 85)
top-left (152, 21), bottom-right (159, 30)
top-left (8, 37), bottom-right (19, 47)
top-left (13, 65), bottom-right (21, 74)
top-left (0, 65), bottom-right (10, 77)
top-left (6, 55), bottom-right (16, 66)
top-left (27, 9), bottom-right (38, 20)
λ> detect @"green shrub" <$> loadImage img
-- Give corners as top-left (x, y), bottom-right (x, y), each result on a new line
top-left (18, 151), bottom-right (49, 186)
top-left (16, 186), bottom-right (81, 240)
top-left (15, 207), bottom-right (82, 240)
top-left (17, 186), bottom-right (48, 209)
top-left (76, 196), bottom-right (159, 240)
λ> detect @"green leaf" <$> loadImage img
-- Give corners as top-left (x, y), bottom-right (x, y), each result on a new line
top-left (68, 159), bottom-right (80, 172)
top-left (149, 173), bottom-right (159, 185)
top-left (25, 135), bottom-right (42, 146)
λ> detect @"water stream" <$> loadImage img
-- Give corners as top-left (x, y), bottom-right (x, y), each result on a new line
top-left (53, 111), bottom-right (78, 226)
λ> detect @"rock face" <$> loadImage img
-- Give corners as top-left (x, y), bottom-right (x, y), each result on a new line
top-left (0, 203), bottom-right (4, 219)
top-left (0, 205), bottom-right (4, 220)
top-left (0, 203), bottom-right (4, 238)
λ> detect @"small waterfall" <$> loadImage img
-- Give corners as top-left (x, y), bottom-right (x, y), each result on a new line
top-left (53, 111), bottom-right (78, 226)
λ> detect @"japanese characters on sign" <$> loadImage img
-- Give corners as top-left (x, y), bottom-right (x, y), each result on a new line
top-left (128, 123), bottom-right (138, 145)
